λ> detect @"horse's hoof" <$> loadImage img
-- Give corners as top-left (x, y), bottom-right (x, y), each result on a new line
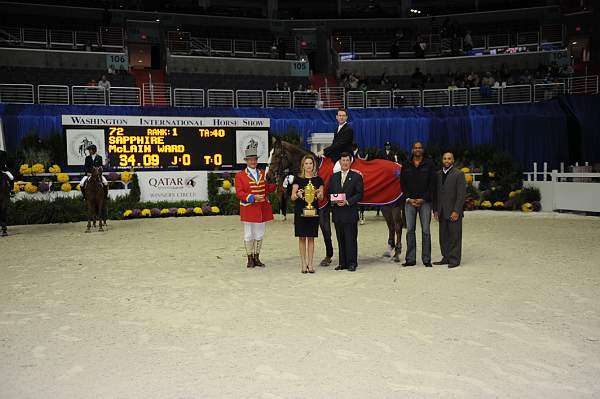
top-left (393, 255), bottom-right (400, 262)
top-left (85, 229), bottom-right (91, 233)
top-left (1, 232), bottom-right (7, 237)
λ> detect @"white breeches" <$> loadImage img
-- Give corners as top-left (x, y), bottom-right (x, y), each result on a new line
top-left (244, 222), bottom-right (266, 241)
top-left (1, 171), bottom-right (14, 180)
top-left (81, 175), bottom-right (108, 186)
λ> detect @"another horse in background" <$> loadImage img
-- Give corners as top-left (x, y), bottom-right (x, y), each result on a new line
top-left (0, 172), bottom-right (9, 237)
top-left (84, 167), bottom-right (106, 233)
top-left (267, 137), bottom-right (405, 262)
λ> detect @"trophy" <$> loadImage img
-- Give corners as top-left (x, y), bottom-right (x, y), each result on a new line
top-left (302, 179), bottom-right (319, 217)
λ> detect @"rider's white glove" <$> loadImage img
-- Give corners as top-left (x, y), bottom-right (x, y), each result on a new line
top-left (282, 175), bottom-right (294, 188)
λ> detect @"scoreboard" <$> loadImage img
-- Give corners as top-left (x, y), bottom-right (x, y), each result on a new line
top-left (62, 115), bottom-right (270, 171)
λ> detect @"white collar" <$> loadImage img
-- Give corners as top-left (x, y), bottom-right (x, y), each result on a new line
top-left (337, 122), bottom-right (346, 132)
top-left (443, 165), bottom-right (453, 174)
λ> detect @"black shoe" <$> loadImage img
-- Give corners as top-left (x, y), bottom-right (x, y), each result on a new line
top-left (348, 267), bottom-right (356, 272)
top-left (448, 264), bottom-right (460, 269)
top-left (424, 262), bottom-right (432, 267)
top-left (433, 259), bottom-right (449, 265)
top-left (402, 262), bottom-right (416, 267)
top-left (334, 265), bottom-right (347, 270)
top-left (320, 256), bottom-right (332, 267)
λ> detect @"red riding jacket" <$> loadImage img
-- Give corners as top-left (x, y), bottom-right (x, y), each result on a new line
top-left (235, 168), bottom-right (277, 223)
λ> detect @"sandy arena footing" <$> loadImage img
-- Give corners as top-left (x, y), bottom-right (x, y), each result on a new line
top-left (1, 211), bottom-right (599, 398)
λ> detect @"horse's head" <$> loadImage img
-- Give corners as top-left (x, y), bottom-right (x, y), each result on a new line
top-left (90, 166), bottom-right (102, 181)
top-left (266, 136), bottom-right (314, 184)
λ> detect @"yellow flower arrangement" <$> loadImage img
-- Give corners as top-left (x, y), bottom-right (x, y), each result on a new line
top-left (211, 206), bottom-right (220, 214)
top-left (509, 191), bottom-right (517, 198)
top-left (222, 180), bottom-right (232, 190)
top-left (24, 182), bottom-right (38, 193)
top-left (76, 184), bottom-right (81, 191)
top-left (494, 201), bottom-right (504, 208)
top-left (57, 173), bottom-right (70, 183)
top-left (48, 164), bottom-right (61, 173)
top-left (19, 164), bottom-right (31, 175)
top-left (61, 182), bottom-right (72, 192)
top-left (488, 171), bottom-right (496, 178)
top-left (160, 208), bottom-right (170, 215)
top-left (31, 163), bottom-right (45, 174)
top-left (193, 207), bottom-right (203, 215)
top-left (123, 210), bottom-right (133, 217)
top-left (465, 174), bottom-right (473, 184)
top-left (141, 208), bottom-right (151, 217)
top-left (481, 200), bottom-right (492, 208)
top-left (177, 208), bottom-right (187, 215)
top-left (521, 203), bottom-right (533, 212)
top-left (461, 167), bottom-right (471, 173)
top-left (121, 171), bottom-right (132, 183)
top-left (13, 182), bottom-right (21, 193)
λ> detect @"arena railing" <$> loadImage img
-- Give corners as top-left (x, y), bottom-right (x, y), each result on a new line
top-left (173, 88), bottom-right (205, 107)
top-left (1, 26), bottom-right (123, 51)
top-left (346, 91), bottom-right (365, 108)
top-left (236, 90), bottom-right (264, 108)
top-left (567, 75), bottom-right (598, 95)
top-left (451, 88), bottom-right (468, 106)
top-left (422, 89), bottom-right (451, 107)
top-left (108, 87), bottom-right (141, 106)
top-left (38, 85), bottom-right (70, 105)
top-left (469, 87), bottom-right (500, 106)
top-left (142, 83), bottom-right (171, 106)
top-left (265, 90), bottom-right (291, 108)
top-left (292, 91), bottom-right (318, 108)
top-left (366, 90), bottom-right (392, 108)
top-left (318, 87), bottom-right (345, 109)
top-left (533, 83), bottom-right (565, 103)
top-left (207, 89), bottom-right (234, 107)
top-left (0, 76), bottom-right (596, 109)
top-left (501, 84), bottom-right (532, 104)
top-left (393, 90), bottom-right (422, 107)
top-left (0, 84), bottom-right (34, 104)
top-left (71, 86), bottom-right (105, 105)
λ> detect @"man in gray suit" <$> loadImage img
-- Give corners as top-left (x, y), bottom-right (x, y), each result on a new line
top-left (433, 152), bottom-right (466, 268)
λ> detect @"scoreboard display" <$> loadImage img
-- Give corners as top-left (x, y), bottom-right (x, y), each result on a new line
top-left (62, 115), bottom-right (270, 171)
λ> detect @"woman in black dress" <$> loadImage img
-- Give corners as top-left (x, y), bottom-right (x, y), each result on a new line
top-left (291, 155), bottom-right (324, 274)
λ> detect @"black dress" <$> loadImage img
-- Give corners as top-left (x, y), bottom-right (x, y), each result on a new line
top-left (293, 176), bottom-right (323, 237)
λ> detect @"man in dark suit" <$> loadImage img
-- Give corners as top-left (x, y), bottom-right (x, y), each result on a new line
top-left (0, 150), bottom-right (14, 196)
top-left (433, 152), bottom-right (466, 268)
top-left (318, 108), bottom-right (354, 173)
top-left (80, 144), bottom-right (108, 201)
top-left (329, 152), bottom-right (364, 272)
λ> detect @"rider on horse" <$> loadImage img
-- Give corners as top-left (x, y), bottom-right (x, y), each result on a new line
top-left (317, 107), bottom-right (354, 173)
top-left (0, 150), bottom-right (14, 194)
top-left (80, 144), bottom-right (108, 200)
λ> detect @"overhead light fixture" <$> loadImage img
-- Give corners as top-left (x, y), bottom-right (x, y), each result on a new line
top-left (155, 18), bottom-right (160, 22)
top-left (571, 41), bottom-right (577, 45)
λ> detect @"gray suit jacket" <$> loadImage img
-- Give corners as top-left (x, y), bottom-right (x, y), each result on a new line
top-left (434, 167), bottom-right (467, 219)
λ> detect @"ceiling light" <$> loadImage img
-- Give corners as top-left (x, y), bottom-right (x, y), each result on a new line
top-left (571, 41), bottom-right (577, 45)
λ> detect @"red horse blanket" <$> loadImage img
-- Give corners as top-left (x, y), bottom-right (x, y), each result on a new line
top-left (317, 157), bottom-right (403, 208)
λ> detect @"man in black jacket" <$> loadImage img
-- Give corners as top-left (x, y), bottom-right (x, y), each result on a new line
top-left (0, 150), bottom-right (14, 196)
top-left (80, 144), bottom-right (108, 200)
top-left (329, 152), bottom-right (364, 272)
top-left (400, 142), bottom-right (436, 267)
top-left (319, 108), bottom-right (354, 173)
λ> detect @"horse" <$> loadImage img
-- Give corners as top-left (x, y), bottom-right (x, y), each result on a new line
top-left (84, 167), bottom-right (106, 233)
top-left (0, 172), bottom-right (9, 237)
top-left (266, 137), bottom-right (404, 263)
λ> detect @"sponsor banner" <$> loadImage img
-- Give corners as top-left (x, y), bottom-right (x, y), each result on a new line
top-left (235, 130), bottom-right (269, 164)
top-left (136, 171), bottom-right (208, 202)
top-left (61, 115), bottom-right (270, 128)
top-left (66, 129), bottom-right (107, 166)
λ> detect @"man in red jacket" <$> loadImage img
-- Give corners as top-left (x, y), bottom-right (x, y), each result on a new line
top-left (235, 141), bottom-right (277, 268)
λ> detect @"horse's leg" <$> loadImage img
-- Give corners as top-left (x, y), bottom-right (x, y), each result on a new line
top-left (98, 198), bottom-right (104, 231)
top-left (380, 205), bottom-right (395, 258)
top-left (391, 204), bottom-right (404, 262)
top-left (318, 206), bottom-right (333, 266)
top-left (85, 198), bottom-right (92, 233)
top-left (0, 200), bottom-right (7, 236)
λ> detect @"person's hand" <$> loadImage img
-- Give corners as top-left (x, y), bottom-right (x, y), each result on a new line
top-left (316, 150), bottom-right (324, 157)
top-left (254, 194), bottom-right (265, 202)
top-left (317, 190), bottom-right (323, 200)
top-left (297, 189), bottom-right (303, 199)
top-left (450, 211), bottom-right (459, 222)
top-left (433, 211), bottom-right (439, 221)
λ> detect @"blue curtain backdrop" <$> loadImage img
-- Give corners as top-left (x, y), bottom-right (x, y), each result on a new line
top-left (1, 95), bottom-right (597, 168)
